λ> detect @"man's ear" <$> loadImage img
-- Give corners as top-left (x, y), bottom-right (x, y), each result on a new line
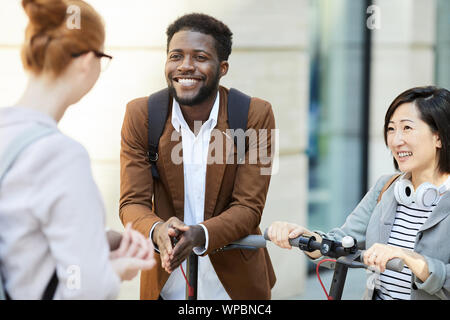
top-left (219, 60), bottom-right (229, 78)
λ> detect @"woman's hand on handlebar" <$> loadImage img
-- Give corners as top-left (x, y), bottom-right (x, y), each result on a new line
top-left (267, 221), bottom-right (308, 249)
top-left (363, 243), bottom-right (430, 281)
top-left (267, 221), bottom-right (323, 259)
top-left (363, 243), bottom-right (405, 273)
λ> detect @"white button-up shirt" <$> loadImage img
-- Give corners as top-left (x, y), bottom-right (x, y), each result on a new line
top-left (158, 91), bottom-right (231, 300)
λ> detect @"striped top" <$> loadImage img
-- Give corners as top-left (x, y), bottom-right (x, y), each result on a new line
top-left (375, 202), bottom-right (434, 300)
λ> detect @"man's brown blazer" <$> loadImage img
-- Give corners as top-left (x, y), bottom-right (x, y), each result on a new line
top-left (119, 86), bottom-right (276, 299)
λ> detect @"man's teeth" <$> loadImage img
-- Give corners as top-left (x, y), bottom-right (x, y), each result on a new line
top-left (398, 152), bottom-right (412, 158)
top-left (178, 78), bottom-right (198, 85)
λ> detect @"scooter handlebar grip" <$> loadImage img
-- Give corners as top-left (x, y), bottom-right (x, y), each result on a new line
top-left (385, 258), bottom-right (405, 272)
top-left (264, 228), bottom-right (270, 241)
top-left (263, 228), bottom-right (311, 249)
top-left (231, 235), bottom-right (266, 248)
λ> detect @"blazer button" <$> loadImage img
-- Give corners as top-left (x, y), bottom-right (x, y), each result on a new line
top-left (418, 232), bottom-right (423, 241)
top-left (412, 283), bottom-right (418, 290)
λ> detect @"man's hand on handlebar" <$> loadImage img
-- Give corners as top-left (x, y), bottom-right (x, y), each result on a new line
top-left (153, 217), bottom-right (189, 273)
top-left (168, 224), bottom-right (206, 273)
top-left (153, 217), bottom-right (207, 274)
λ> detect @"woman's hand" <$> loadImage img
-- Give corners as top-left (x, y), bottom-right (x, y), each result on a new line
top-left (363, 243), bottom-right (405, 273)
top-left (110, 223), bottom-right (156, 281)
top-left (267, 221), bottom-right (307, 249)
top-left (267, 221), bottom-right (323, 259)
top-left (363, 243), bottom-right (430, 281)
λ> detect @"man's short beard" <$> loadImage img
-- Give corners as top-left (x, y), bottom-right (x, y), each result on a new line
top-left (168, 68), bottom-right (221, 107)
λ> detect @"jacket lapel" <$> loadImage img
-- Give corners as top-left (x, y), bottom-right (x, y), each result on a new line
top-left (159, 109), bottom-right (185, 221)
top-left (379, 185), bottom-right (398, 243)
top-left (420, 192), bottom-right (450, 232)
top-left (203, 88), bottom-right (232, 220)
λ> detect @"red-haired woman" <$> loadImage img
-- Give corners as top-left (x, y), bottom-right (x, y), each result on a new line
top-left (0, 0), bottom-right (155, 299)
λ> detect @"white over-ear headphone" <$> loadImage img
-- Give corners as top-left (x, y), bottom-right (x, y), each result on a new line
top-left (394, 173), bottom-right (449, 208)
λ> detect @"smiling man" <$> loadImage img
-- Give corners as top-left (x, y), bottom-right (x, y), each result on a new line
top-left (119, 13), bottom-right (276, 300)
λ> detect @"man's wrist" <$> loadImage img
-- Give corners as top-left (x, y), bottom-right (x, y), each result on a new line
top-left (192, 224), bottom-right (208, 255)
top-left (150, 222), bottom-right (163, 251)
top-left (192, 224), bottom-right (206, 247)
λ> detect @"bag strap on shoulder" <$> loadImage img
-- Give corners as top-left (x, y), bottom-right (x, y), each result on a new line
top-left (0, 124), bottom-right (58, 300)
top-left (147, 88), bottom-right (170, 180)
top-left (227, 88), bottom-right (251, 134)
top-left (228, 88), bottom-right (251, 164)
top-left (0, 124), bottom-right (56, 184)
top-left (377, 173), bottom-right (401, 203)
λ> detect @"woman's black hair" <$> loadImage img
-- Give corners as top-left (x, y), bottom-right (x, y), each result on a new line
top-left (384, 86), bottom-right (450, 173)
top-left (166, 13), bottom-right (233, 62)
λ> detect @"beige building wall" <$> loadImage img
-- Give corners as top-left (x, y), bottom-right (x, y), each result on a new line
top-left (0, 0), bottom-right (309, 299)
top-left (369, 0), bottom-right (436, 185)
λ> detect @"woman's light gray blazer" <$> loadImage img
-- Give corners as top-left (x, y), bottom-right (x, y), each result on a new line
top-left (318, 174), bottom-right (450, 300)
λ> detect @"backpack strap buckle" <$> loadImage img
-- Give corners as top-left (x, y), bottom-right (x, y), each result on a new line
top-left (147, 150), bottom-right (159, 162)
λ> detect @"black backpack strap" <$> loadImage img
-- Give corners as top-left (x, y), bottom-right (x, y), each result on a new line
top-left (4, 269), bottom-right (58, 300)
top-left (227, 88), bottom-right (251, 163)
top-left (147, 88), bottom-right (170, 180)
top-left (41, 270), bottom-right (58, 300)
top-left (227, 88), bottom-right (251, 134)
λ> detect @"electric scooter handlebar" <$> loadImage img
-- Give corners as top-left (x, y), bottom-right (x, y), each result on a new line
top-left (229, 235), bottom-right (267, 248)
top-left (262, 228), bottom-right (405, 273)
top-left (221, 229), bottom-right (404, 300)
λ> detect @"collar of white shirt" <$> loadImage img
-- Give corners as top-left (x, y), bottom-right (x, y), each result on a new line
top-left (171, 91), bottom-right (220, 134)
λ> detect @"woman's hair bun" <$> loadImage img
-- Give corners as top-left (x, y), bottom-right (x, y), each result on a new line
top-left (22, 0), bottom-right (67, 31)
top-left (21, 0), bottom-right (105, 77)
